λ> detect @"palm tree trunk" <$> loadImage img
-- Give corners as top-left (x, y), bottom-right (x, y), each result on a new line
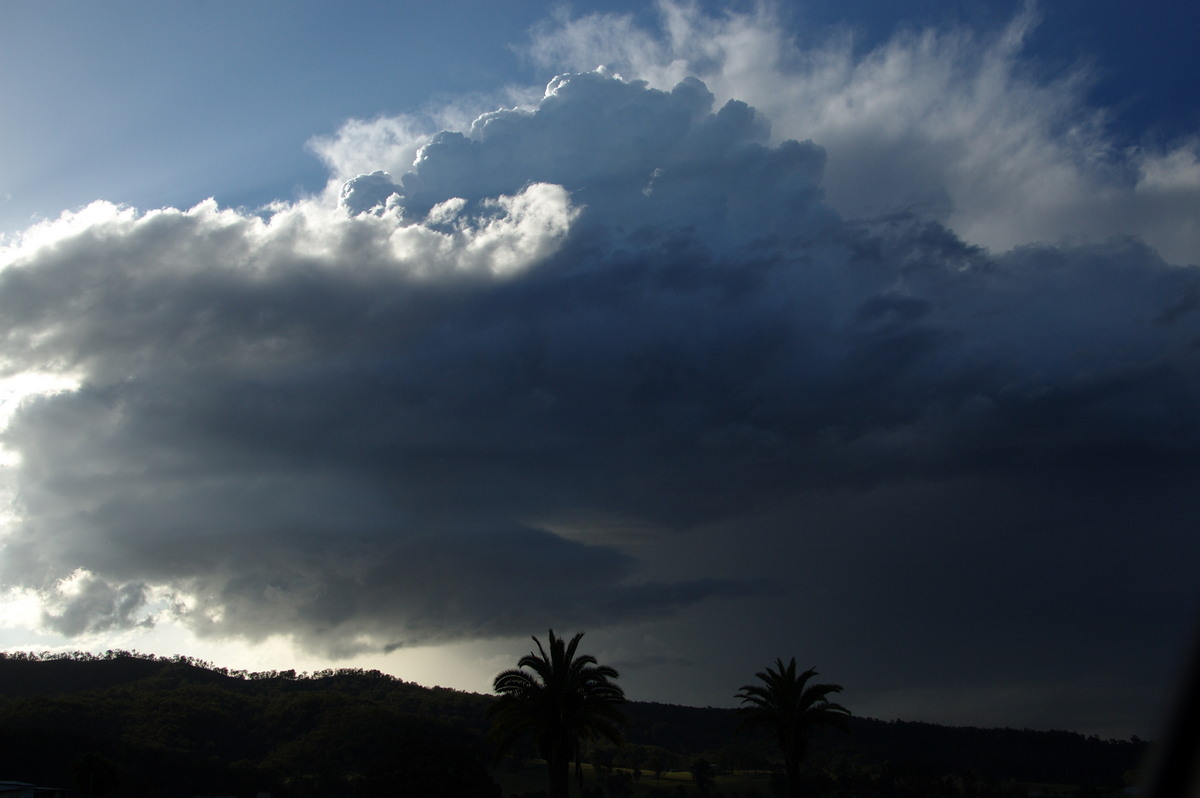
top-left (548, 751), bottom-right (571, 798)
top-left (785, 752), bottom-right (802, 798)
top-left (546, 733), bottom-right (572, 798)
top-left (785, 737), bottom-right (808, 798)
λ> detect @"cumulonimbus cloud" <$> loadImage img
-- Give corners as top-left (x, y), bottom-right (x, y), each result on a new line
top-left (1, 27), bottom-right (1197, 669)
top-left (525, 0), bottom-right (1200, 265)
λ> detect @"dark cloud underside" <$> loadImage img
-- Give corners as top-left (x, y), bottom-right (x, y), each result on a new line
top-left (1, 69), bottom-right (1197, 712)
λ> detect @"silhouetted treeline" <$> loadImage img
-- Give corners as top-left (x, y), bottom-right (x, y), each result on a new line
top-left (826, 718), bottom-right (1145, 788)
top-left (0, 651), bottom-right (1148, 797)
top-left (0, 650), bottom-right (498, 797)
top-left (619, 700), bottom-right (1146, 789)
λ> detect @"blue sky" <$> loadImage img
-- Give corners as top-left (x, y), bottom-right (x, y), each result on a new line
top-left (0, 0), bottom-right (642, 231)
top-left (1, 1), bottom-right (1199, 741)
top-left (3, 0), bottom-right (1196, 235)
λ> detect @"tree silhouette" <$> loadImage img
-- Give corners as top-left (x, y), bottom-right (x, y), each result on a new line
top-left (71, 752), bottom-right (123, 798)
top-left (736, 658), bottom-right (850, 798)
top-left (487, 630), bottom-right (627, 798)
top-left (690, 756), bottom-right (715, 795)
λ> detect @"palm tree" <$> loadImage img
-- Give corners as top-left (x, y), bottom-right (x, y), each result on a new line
top-left (736, 658), bottom-right (850, 798)
top-left (487, 630), bottom-right (626, 798)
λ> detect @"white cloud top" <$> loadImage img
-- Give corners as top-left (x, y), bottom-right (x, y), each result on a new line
top-left (0, 2), bottom-right (1197, 737)
top-left (529, 2), bottom-right (1200, 264)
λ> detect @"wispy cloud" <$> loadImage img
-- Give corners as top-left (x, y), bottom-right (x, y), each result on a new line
top-left (527, 1), bottom-right (1200, 264)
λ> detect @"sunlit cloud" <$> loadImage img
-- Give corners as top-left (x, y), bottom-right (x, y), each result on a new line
top-left (0, 1), bottom-right (1196, 738)
top-left (527, 0), bottom-right (1200, 264)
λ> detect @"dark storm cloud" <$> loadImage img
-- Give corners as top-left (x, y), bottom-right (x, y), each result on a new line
top-left (2, 70), bottom-right (1198, 672)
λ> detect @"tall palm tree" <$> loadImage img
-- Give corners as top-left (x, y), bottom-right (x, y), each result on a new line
top-left (487, 630), bottom-right (626, 798)
top-left (736, 658), bottom-right (850, 798)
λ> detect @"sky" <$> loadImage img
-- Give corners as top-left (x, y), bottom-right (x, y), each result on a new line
top-left (1, 0), bottom-right (1198, 741)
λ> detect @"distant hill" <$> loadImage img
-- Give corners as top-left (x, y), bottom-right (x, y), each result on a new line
top-left (0, 651), bottom-right (499, 797)
top-left (0, 651), bottom-right (1149, 796)
top-left (620, 699), bottom-right (1148, 788)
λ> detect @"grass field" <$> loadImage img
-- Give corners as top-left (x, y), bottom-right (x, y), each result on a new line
top-left (489, 761), bottom-right (1117, 798)
top-left (491, 760), bottom-right (777, 797)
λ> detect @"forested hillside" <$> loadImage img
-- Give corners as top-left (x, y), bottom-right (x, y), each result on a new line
top-left (0, 651), bottom-right (1149, 798)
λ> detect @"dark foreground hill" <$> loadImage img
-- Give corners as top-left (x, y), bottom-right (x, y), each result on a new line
top-left (0, 651), bottom-right (1148, 797)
